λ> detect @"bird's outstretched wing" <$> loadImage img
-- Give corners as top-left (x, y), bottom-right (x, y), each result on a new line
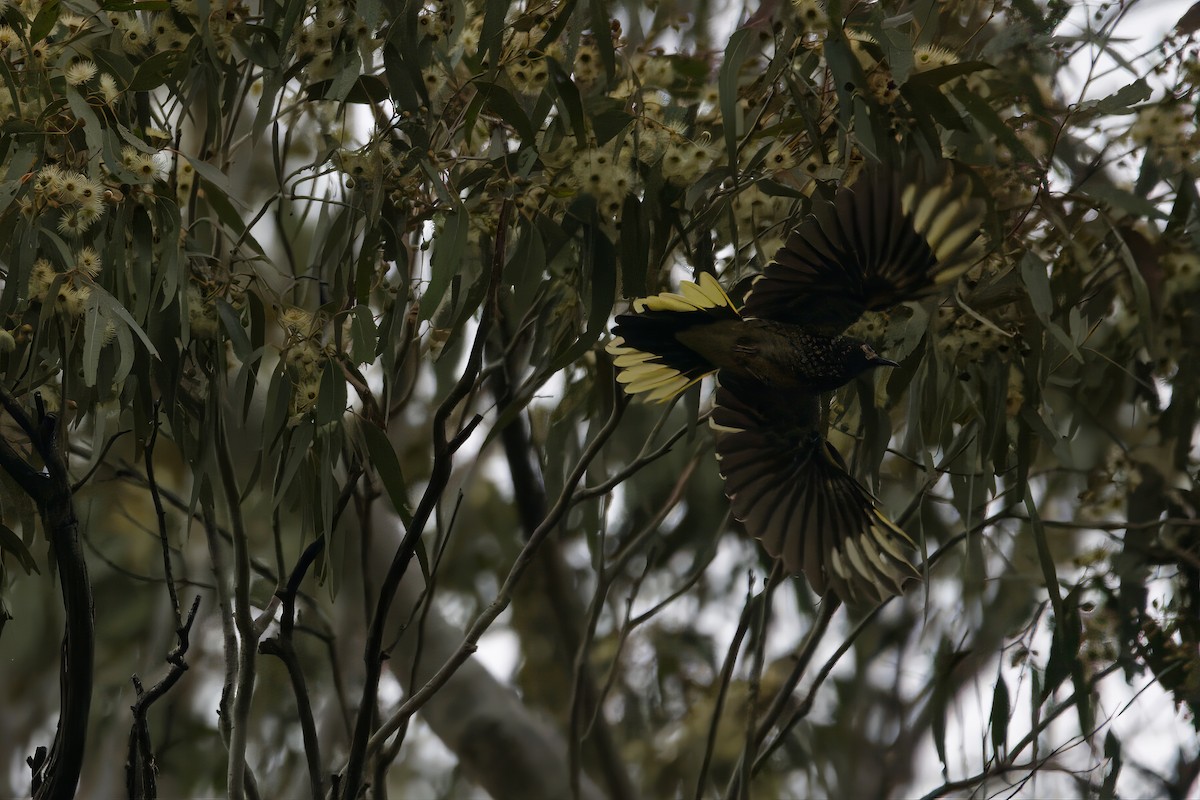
top-left (711, 373), bottom-right (919, 604)
top-left (743, 167), bottom-right (986, 334)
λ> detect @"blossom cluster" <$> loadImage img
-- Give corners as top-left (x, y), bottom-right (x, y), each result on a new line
top-left (1128, 103), bottom-right (1199, 172)
top-left (25, 165), bottom-right (107, 238)
top-left (278, 306), bottom-right (334, 421)
top-left (27, 253), bottom-right (115, 349)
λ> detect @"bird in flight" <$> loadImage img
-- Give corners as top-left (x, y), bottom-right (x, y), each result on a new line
top-left (607, 165), bottom-right (986, 603)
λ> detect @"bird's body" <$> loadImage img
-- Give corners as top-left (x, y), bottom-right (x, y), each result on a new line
top-left (608, 165), bottom-right (986, 603)
top-left (677, 319), bottom-right (892, 393)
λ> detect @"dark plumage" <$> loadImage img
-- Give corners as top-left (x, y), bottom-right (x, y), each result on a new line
top-left (607, 164), bottom-right (986, 603)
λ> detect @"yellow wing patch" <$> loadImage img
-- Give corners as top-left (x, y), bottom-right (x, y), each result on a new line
top-left (607, 336), bottom-right (703, 402)
top-left (606, 273), bottom-right (738, 403)
top-left (634, 273), bottom-right (735, 313)
top-left (901, 172), bottom-right (986, 285)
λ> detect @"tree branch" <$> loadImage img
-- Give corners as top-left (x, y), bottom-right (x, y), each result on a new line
top-left (125, 595), bottom-right (201, 798)
top-left (363, 386), bottom-right (627, 757)
top-left (489, 309), bottom-right (638, 800)
top-left (339, 201), bottom-right (511, 799)
top-left (0, 384), bottom-right (95, 800)
top-left (215, 410), bottom-right (259, 800)
top-left (357, 518), bottom-right (607, 800)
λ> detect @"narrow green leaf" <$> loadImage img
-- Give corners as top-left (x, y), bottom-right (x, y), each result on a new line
top-left (1100, 730), bottom-right (1121, 800)
top-left (479, 0), bottom-right (510, 68)
top-left (253, 72), bottom-right (283, 142)
top-left (350, 305), bottom-right (377, 365)
top-left (990, 676), bottom-right (1010, 756)
top-left (1104, 221), bottom-right (1152, 338)
top-left (2, 142), bottom-right (37, 177)
top-left (314, 359), bottom-right (347, 426)
top-left (247, 292), bottom-right (266, 353)
top-left (412, 535), bottom-right (431, 585)
top-left (343, 75), bottom-right (390, 105)
top-left (618, 195), bottom-right (648, 298)
top-left (869, 20), bottom-right (913, 83)
top-left (261, 365), bottom-right (292, 452)
top-left (901, 80), bottom-right (969, 132)
top-left (929, 644), bottom-right (971, 776)
top-left (1030, 668), bottom-right (1042, 763)
top-left (1020, 253), bottom-right (1082, 362)
top-left (30, 0), bottom-right (60, 42)
top-left (591, 106), bottom-right (634, 146)
top-left (327, 50), bottom-right (363, 102)
top-left (90, 286), bottom-right (160, 358)
top-left (422, 211), bottom-right (469, 321)
top-left (718, 28), bottom-right (757, 167)
top-left (479, 82), bottom-right (536, 144)
top-left (1079, 178), bottom-right (1167, 220)
top-left (1038, 570), bottom-right (1082, 707)
top-left (275, 420), bottom-right (315, 506)
top-left (510, 219), bottom-right (547, 311)
top-left (82, 294), bottom-right (105, 388)
top-left (215, 299), bottom-right (252, 362)
top-left (0, 522), bottom-right (38, 574)
top-left (931, 683), bottom-right (949, 775)
top-left (953, 85), bottom-right (1040, 165)
top-left (90, 51), bottom-right (135, 86)
top-left (128, 50), bottom-right (181, 91)
top-left (450, 257), bottom-right (489, 331)
top-left (822, 31), bottom-right (866, 140)
top-left (359, 418), bottom-right (412, 525)
top-left (547, 58), bottom-right (587, 148)
top-left (587, 0), bottom-right (615, 82)
top-left (1076, 78), bottom-right (1151, 116)
top-left (359, 0), bottom-right (381, 28)
top-left (112, 321), bottom-right (134, 386)
top-left (64, 90), bottom-right (106, 169)
top-left (237, 22), bottom-right (281, 69)
top-left (192, 171), bottom-right (268, 256)
top-left (1026, 496), bottom-right (1064, 623)
top-left (382, 38), bottom-right (423, 118)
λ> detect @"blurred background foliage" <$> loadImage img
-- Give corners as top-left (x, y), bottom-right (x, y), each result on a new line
top-left (0, 0), bottom-right (1198, 796)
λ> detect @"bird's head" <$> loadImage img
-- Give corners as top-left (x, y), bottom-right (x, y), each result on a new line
top-left (845, 339), bottom-right (899, 377)
top-left (803, 337), bottom-right (899, 392)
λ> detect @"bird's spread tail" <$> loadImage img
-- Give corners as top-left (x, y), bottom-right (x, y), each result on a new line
top-left (607, 273), bottom-right (740, 402)
top-left (712, 375), bottom-right (919, 604)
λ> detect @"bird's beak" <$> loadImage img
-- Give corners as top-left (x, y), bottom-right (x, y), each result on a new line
top-left (871, 356), bottom-right (900, 369)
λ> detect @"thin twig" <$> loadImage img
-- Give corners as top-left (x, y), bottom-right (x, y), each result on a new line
top-left (363, 387), bottom-right (628, 758)
top-left (750, 593), bottom-right (841, 750)
top-left (126, 595), bottom-right (202, 798)
top-left (694, 575), bottom-right (757, 800)
top-left (917, 664), bottom-right (1123, 800)
top-left (339, 201), bottom-right (512, 798)
top-left (144, 405), bottom-right (181, 624)
top-left (111, 465), bottom-right (281, 586)
top-left (729, 567), bottom-right (780, 800)
top-left (573, 417), bottom-right (697, 502)
top-left (69, 429), bottom-right (131, 494)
